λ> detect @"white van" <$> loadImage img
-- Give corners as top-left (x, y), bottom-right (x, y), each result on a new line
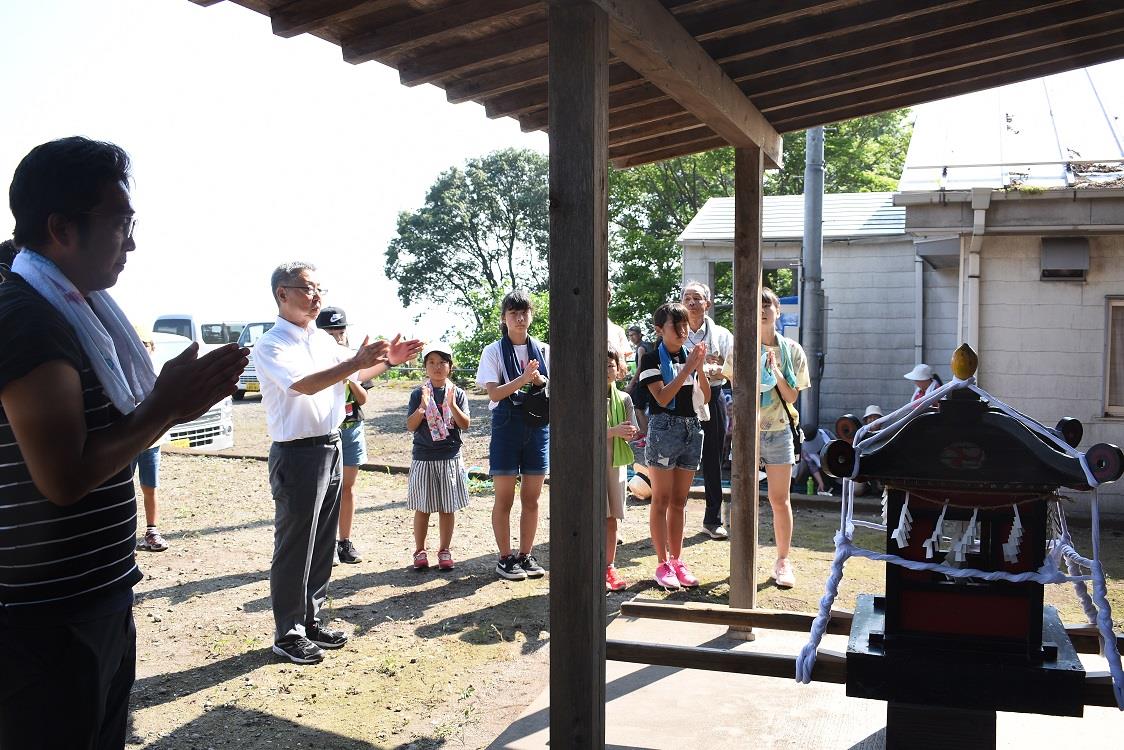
top-left (151, 332), bottom-right (235, 450)
top-left (234, 320), bottom-right (275, 400)
top-left (152, 315), bottom-right (246, 351)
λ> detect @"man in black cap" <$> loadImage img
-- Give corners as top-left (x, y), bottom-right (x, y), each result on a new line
top-left (315, 306), bottom-right (369, 564)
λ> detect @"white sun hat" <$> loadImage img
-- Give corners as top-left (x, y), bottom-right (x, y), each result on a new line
top-left (903, 364), bottom-right (933, 381)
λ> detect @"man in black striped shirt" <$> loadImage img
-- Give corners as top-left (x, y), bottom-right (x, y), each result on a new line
top-left (0, 138), bottom-right (247, 749)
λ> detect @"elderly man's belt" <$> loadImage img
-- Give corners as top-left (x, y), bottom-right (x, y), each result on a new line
top-left (275, 432), bottom-right (340, 447)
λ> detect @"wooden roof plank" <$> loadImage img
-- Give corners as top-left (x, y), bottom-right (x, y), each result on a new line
top-left (388, 19), bottom-right (547, 84)
top-left (478, 61), bottom-right (651, 120)
top-left (445, 57), bottom-right (547, 104)
top-left (751, 19), bottom-right (1124, 113)
top-left (342, 0), bottom-right (541, 65)
top-left (270, 0), bottom-right (395, 39)
top-left (610, 136), bottom-right (729, 169)
top-left (608, 112), bottom-right (701, 147)
top-left (594, 0), bottom-right (782, 167)
top-left (608, 124), bottom-right (718, 161)
top-left (771, 41), bottom-right (1124, 132)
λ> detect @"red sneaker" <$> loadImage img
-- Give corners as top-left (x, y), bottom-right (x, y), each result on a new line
top-left (437, 549), bottom-right (455, 570)
top-left (605, 565), bottom-right (627, 591)
top-left (412, 550), bottom-right (429, 570)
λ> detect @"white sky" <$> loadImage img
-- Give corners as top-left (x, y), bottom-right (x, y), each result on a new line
top-left (0, 0), bottom-right (547, 343)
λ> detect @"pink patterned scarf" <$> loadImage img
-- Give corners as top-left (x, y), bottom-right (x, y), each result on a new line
top-left (424, 379), bottom-right (454, 441)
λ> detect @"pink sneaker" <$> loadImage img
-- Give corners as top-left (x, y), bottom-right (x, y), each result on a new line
top-left (669, 558), bottom-right (699, 588)
top-left (437, 549), bottom-right (455, 570)
top-left (654, 561), bottom-right (680, 590)
top-left (412, 550), bottom-right (429, 570)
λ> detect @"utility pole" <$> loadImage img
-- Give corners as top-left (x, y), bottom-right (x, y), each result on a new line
top-left (799, 126), bottom-right (825, 431)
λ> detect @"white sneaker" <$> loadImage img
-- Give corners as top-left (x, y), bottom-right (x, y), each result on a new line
top-left (773, 558), bottom-right (796, 588)
top-left (702, 523), bottom-right (729, 540)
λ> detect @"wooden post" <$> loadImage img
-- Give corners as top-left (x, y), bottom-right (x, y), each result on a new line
top-left (548, 1), bottom-right (608, 747)
top-left (729, 145), bottom-right (764, 638)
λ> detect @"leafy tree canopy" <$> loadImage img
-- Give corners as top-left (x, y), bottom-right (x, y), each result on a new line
top-left (384, 148), bottom-right (549, 330)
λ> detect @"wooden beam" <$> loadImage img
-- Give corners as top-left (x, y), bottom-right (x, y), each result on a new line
top-left (770, 41), bottom-right (1124, 132)
top-left (607, 98), bottom-right (688, 132)
top-left (389, 20), bottom-right (547, 84)
top-left (479, 61), bottom-right (647, 121)
top-left (608, 125), bottom-right (718, 161)
top-left (609, 136), bottom-right (728, 170)
top-left (342, 0), bottom-right (541, 65)
top-left (445, 57), bottom-right (548, 104)
top-left (188, 0), bottom-right (224, 6)
top-left (729, 145), bottom-right (763, 633)
top-left (746, 12), bottom-right (1124, 111)
top-left (621, 600), bottom-right (854, 635)
top-left (593, 0), bottom-right (782, 168)
top-left (608, 112), bottom-right (700, 148)
top-left (606, 639), bottom-right (848, 683)
top-left (270, 0), bottom-right (394, 39)
top-left (547, 1), bottom-right (608, 747)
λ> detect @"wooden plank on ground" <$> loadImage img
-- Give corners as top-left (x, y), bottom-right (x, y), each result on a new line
top-left (620, 599), bottom-right (854, 635)
top-left (606, 639), bottom-right (848, 683)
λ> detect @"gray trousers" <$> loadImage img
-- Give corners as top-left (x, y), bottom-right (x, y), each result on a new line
top-left (268, 437), bottom-right (342, 643)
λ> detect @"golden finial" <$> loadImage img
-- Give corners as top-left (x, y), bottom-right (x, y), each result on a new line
top-left (950, 343), bottom-right (978, 380)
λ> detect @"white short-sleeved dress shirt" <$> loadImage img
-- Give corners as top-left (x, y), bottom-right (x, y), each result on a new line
top-left (252, 316), bottom-right (354, 441)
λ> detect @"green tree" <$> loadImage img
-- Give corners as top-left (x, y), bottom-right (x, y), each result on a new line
top-left (609, 109), bottom-right (912, 330)
top-left (384, 148), bottom-right (549, 330)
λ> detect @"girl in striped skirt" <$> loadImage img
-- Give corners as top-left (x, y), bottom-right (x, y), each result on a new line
top-left (405, 343), bottom-right (471, 571)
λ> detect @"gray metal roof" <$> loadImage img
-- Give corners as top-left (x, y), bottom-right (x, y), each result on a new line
top-left (899, 60), bottom-right (1124, 192)
top-left (677, 192), bottom-right (904, 244)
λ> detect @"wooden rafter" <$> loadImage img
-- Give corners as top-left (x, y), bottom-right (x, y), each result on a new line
top-left (594, 0), bottom-right (782, 167)
top-left (270, 0), bottom-right (394, 39)
top-left (341, 0), bottom-right (541, 65)
top-left (388, 19), bottom-right (547, 84)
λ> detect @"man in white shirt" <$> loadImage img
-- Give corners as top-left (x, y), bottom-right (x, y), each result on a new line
top-left (682, 281), bottom-right (734, 539)
top-left (253, 262), bottom-right (421, 664)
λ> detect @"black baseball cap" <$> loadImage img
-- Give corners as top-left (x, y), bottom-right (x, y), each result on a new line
top-left (316, 307), bottom-right (348, 329)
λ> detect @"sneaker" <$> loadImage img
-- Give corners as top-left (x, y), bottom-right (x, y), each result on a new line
top-left (669, 558), bottom-right (699, 588)
top-left (272, 636), bottom-right (323, 664)
top-left (306, 625), bottom-right (348, 650)
top-left (702, 523), bottom-right (729, 540)
top-left (774, 558), bottom-right (796, 589)
top-left (138, 528), bottom-right (168, 552)
top-left (437, 549), bottom-right (455, 570)
top-left (412, 550), bottom-right (429, 571)
top-left (817, 490), bottom-right (833, 497)
top-left (495, 554), bottom-right (527, 580)
top-left (337, 539), bottom-right (362, 564)
top-left (605, 565), bottom-right (627, 592)
top-left (654, 561), bottom-right (681, 590)
top-left (517, 553), bottom-right (546, 578)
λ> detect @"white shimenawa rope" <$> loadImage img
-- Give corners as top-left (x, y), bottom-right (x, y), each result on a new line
top-left (794, 377), bottom-right (1124, 710)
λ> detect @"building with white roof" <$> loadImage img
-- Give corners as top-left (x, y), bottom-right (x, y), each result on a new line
top-left (678, 60), bottom-right (1124, 514)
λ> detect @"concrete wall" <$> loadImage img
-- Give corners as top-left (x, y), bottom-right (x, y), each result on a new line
top-left (977, 234), bottom-right (1124, 514)
top-left (682, 235), bottom-right (943, 424)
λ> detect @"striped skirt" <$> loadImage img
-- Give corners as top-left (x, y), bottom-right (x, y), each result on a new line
top-left (406, 456), bottom-right (470, 514)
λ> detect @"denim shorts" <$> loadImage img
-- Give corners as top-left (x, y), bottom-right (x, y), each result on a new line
top-left (760, 428), bottom-right (796, 466)
top-left (135, 445), bottom-right (160, 488)
top-left (645, 413), bottom-right (703, 471)
top-left (340, 422), bottom-right (368, 467)
top-left (489, 399), bottom-right (549, 476)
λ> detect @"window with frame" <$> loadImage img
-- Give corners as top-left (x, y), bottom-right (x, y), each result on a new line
top-left (1107, 298), bottom-right (1124, 417)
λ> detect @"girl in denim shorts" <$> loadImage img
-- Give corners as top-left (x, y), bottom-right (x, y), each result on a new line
top-left (637, 302), bottom-right (710, 590)
top-left (475, 290), bottom-right (549, 581)
top-left (758, 288), bottom-right (810, 588)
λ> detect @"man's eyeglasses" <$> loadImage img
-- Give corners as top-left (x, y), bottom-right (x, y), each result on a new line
top-left (80, 212), bottom-right (136, 239)
top-left (281, 285), bottom-right (327, 298)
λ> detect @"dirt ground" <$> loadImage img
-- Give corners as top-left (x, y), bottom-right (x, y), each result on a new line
top-left (131, 380), bottom-right (1124, 749)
